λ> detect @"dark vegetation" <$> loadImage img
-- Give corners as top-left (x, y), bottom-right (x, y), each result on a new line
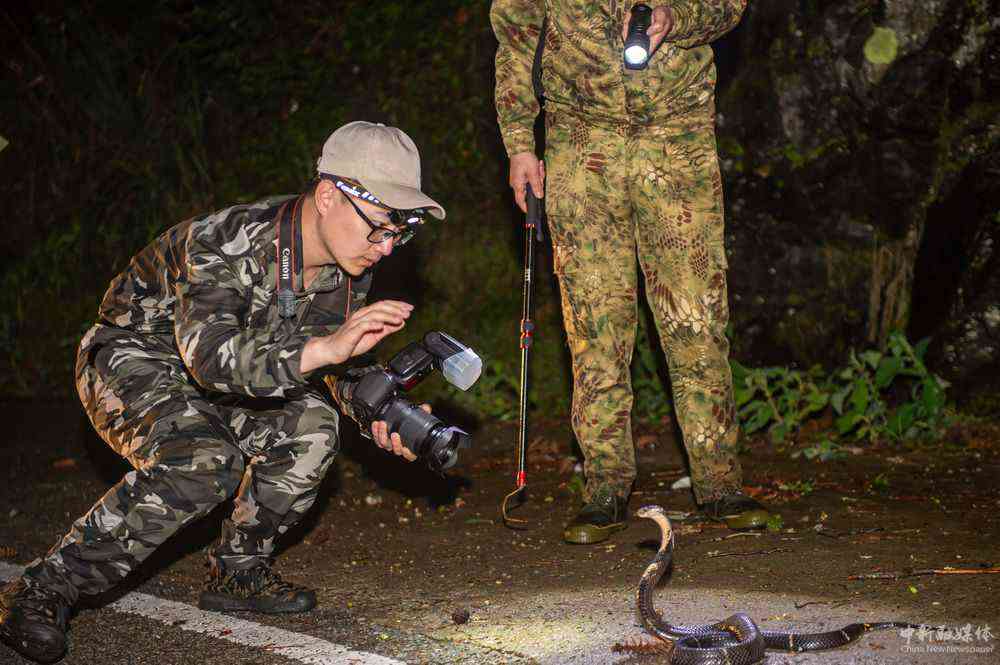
top-left (1, 1), bottom-right (997, 449)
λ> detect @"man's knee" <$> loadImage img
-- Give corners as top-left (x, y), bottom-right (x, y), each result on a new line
top-left (287, 395), bottom-right (341, 457)
top-left (145, 436), bottom-right (246, 501)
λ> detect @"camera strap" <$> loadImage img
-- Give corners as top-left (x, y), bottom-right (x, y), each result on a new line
top-left (276, 196), bottom-right (305, 319)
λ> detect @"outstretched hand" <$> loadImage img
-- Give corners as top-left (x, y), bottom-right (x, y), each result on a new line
top-left (301, 300), bottom-right (413, 373)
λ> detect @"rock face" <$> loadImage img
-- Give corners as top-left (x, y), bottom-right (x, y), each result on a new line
top-left (716, 0), bottom-right (999, 394)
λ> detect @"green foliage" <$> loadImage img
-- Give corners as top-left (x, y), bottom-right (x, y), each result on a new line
top-left (732, 361), bottom-right (828, 443)
top-left (831, 334), bottom-right (949, 441)
top-left (792, 438), bottom-right (847, 461)
top-left (863, 27), bottom-right (899, 65)
top-left (733, 332), bottom-right (950, 449)
top-left (765, 513), bottom-right (784, 532)
top-left (778, 479), bottom-right (815, 496)
top-left (869, 472), bottom-right (891, 494)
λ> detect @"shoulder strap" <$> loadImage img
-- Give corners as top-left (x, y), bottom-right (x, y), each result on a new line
top-left (532, 15), bottom-right (548, 101)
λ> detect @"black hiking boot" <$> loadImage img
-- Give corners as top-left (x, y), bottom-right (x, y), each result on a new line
top-left (0, 576), bottom-right (71, 664)
top-left (198, 564), bottom-right (316, 614)
top-left (563, 487), bottom-right (629, 544)
top-left (701, 492), bottom-right (770, 530)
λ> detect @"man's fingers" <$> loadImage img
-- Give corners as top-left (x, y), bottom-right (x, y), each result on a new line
top-left (371, 421), bottom-right (389, 449)
top-left (514, 186), bottom-right (527, 213)
top-left (529, 174), bottom-right (544, 200)
top-left (390, 433), bottom-right (417, 461)
top-left (419, 403), bottom-right (432, 414)
top-left (648, 7), bottom-right (673, 44)
top-left (350, 307), bottom-right (409, 331)
top-left (354, 300), bottom-right (413, 321)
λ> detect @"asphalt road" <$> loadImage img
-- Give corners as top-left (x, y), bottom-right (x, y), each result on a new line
top-left (1, 400), bottom-right (997, 664)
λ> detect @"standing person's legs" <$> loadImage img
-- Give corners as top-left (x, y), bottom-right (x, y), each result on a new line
top-left (545, 115), bottom-right (639, 543)
top-left (632, 117), bottom-right (766, 528)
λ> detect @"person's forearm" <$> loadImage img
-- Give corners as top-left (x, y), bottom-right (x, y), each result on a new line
top-left (491, 0), bottom-right (545, 156)
top-left (664, 0), bottom-right (746, 48)
top-left (301, 336), bottom-right (334, 375)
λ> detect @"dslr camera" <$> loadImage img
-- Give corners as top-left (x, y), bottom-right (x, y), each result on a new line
top-left (335, 331), bottom-right (482, 471)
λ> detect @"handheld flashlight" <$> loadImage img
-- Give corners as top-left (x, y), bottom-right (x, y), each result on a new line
top-left (623, 4), bottom-right (653, 70)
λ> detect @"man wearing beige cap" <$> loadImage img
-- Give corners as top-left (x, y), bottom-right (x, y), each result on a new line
top-left (0, 122), bottom-right (444, 664)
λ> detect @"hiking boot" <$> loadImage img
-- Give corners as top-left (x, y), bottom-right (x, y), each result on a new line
top-left (563, 487), bottom-right (629, 544)
top-left (702, 492), bottom-right (770, 530)
top-left (198, 564), bottom-right (316, 614)
top-left (0, 576), bottom-right (71, 664)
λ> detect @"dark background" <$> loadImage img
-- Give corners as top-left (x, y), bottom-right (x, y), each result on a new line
top-left (1, 0), bottom-right (998, 422)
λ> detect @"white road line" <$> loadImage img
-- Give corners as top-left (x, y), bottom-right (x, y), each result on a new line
top-left (0, 563), bottom-right (404, 665)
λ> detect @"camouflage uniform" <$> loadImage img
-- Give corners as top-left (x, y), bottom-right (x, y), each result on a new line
top-left (491, 0), bottom-right (746, 504)
top-left (24, 195), bottom-right (369, 604)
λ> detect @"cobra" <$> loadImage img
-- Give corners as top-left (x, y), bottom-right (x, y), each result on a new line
top-left (634, 504), bottom-right (921, 665)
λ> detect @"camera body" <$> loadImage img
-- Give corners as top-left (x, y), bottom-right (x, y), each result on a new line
top-left (340, 331), bottom-right (482, 471)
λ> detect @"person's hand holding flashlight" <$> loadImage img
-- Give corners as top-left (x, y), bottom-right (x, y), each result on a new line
top-left (620, 5), bottom-right (674, 61)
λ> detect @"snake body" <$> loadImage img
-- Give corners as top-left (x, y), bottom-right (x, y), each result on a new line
top-left (636, 505), bottom-right (920, 665)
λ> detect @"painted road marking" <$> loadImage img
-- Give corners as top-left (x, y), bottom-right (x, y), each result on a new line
top-left (0, 563), bottom-right (404, 665)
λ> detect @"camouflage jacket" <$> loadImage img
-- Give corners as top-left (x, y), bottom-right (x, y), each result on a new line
top-left (491, 0), bottom-right (746, 155)
top-left (97, 196), bottom-right (370, 399)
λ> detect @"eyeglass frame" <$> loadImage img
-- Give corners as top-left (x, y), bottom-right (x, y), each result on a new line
top-left (322, 175), bottom-right (425, 246)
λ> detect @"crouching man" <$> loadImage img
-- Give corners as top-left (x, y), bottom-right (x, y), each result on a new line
top-left (0, 121), bottom-right (444, 664)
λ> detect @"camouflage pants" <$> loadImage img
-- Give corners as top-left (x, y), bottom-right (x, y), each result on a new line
top-left (24, 324), bottom-right (339, 604)
top-left (544, 109), bottom-right (742, 504)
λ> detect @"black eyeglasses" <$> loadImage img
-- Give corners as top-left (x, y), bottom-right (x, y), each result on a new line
top-left (330, 179), bottom-right (423, 246)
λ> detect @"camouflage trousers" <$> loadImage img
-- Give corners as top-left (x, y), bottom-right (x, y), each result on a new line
top-left (24, 324), bottom-right (339, 605)
top-left (544, 109), bottom-right (742, 505)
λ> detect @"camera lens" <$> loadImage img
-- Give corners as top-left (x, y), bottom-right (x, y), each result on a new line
top-left (424, 425), bottom-right (470, 471)
top-left (378, 398), bottom-right (470, 470)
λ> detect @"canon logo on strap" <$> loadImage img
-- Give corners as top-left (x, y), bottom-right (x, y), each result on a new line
top-left (280, 247), bottom-right (292, 281)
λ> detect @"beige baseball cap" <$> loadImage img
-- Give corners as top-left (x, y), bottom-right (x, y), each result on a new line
top-left (316, 121), bottom-right (445, 220)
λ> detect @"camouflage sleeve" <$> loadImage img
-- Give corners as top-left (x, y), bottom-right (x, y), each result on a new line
top-left (665, 0), bottom-right (746, 48)
top-left (490, 0), bottom-right (545, 157)
top-left (175, 244), bottom-right (310, 397)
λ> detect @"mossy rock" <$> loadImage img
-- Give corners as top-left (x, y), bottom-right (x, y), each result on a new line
top-left (864, 27), bottom-right (898, 65)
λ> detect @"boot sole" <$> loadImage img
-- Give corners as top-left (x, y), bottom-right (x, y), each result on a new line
top-left (198, 591), bottom-right (316, 615)
top-left (723, 509), bottom-right (770, 531)
top-left (563, 522), bottom-right (627, 544)
top-left (1, 622), bottom-right (67, 664)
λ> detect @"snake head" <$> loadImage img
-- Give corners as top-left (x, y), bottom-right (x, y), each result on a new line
top-left (636, 504), bottom-right (667, 519)
top-left (637, 504), bottom-right (673, 535)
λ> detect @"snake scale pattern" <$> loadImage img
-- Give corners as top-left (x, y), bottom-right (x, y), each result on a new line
top-left (635, 505), bottom-right (921, 665)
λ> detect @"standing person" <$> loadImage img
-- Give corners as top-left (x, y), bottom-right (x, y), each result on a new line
top-left (491, 1), bottom-right (769, 544)
top-left (0, 121), bottom-right (445, 664)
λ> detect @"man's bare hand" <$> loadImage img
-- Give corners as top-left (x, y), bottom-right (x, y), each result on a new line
top-left (371, 403), bottom-right (431, 462)
top-left (620, 5), bottom-right (674, 58)
top-left (509, 152), bottom-right (545, 213)
top-left (301, 300), bottom-right (413, 373)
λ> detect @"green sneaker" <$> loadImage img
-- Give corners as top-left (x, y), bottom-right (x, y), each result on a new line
top-left (563, 487), bottom-right (629, 544)
top-left (701, 492), bottom-right (770, 530)
top-left (198, 564), bottom-right (316, 614)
